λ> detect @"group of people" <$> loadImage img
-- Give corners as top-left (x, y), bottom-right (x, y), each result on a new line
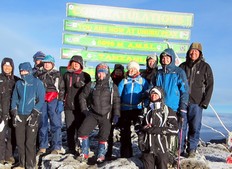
top-left (0, 42), bottom-right (214, 169)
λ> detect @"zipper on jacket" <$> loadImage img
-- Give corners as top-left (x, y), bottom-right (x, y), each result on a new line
top-left (22, 82), bottom-right (27, 115)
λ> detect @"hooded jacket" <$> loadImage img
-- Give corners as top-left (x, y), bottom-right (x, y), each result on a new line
top-left (179, 43), bottom-right (214, 108)
top-left (79, 63), bottom-right (120, 117)
top-left (110, 64), bottom-right (125, 86)
top-left (63, 55), bottom-right (91, 110)
top-left (11, 62), bottom-right (45, 115)
top-left (152, 48), bottom-right (189, 112)
top-left (0, 58), bottom-right (20, 117)
top-left (138, 87), bottom-right (178, 154)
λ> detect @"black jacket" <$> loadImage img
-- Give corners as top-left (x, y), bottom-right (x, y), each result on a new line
top-left (63, 71), bottom-right (91, 110)
top-left (179, 58), bottom-right (214, 108)
top-left (79, 78), bottom-right (120, 117)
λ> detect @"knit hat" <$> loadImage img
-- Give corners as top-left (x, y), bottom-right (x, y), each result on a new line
top-left (42, 55), bottom-right (55, 64)
top-left (96, 63), bottom-right (109, 75)
top-left (189, 42), bottom-right (202, 53)
top-left (127, 61), bottom-right (140, 71)
top-left (149, 87), bottom-right (162, 99)
top-left (114, 64), bottom-right (124, 72)
top-left (146, 54), bottom-right (158, 61)
top-left (33, 51), bottom-right (45, 62)
top-left (70, 55), bottom-right (83, 68)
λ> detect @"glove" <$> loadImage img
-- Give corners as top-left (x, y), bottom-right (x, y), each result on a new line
top-left (27, 109), bottom-right (40, 127)
top-left (112, 115), bottom-right (119, 125)
top-left (56, 101), bottom-right (64, 114)
top-left (82, 110), bottom-right (90, 117)
top-left (11, 109), bottom-right (22, 127)
top-left (200, 103), bottom-right (207, 109)
top-left (73, 81), bottom-right (85, 88)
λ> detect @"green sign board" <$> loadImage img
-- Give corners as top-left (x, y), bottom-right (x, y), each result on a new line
top-left (64, 20), bottom-right (191, 40)
top-left (67, 3), bottom-right (194, 27)
top-left (61, 48), bottom-right (147, 64)
top-left (63, 34), bottom-right (189, 54)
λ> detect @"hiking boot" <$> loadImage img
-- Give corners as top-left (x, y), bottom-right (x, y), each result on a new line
top-left (51, 149), bottom-right (62, 155)
top-left (37, 148), bottom-right (46, 156)
top-left (77, 154), bottom-right (88, 163)
top-left (96, 155), bottom-right (105, 164)
top-left (188, 150), bottom-right (196, 158)
top-left (5, 156), bottom-right (15, 164)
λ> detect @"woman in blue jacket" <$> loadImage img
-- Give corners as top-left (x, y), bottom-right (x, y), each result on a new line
top-left (11, 62), bottom-right (45, 169)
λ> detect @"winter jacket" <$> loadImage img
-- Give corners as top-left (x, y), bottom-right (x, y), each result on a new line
top-left (37, 68), bottom-right (65, 101)
top-left (11, 62), bottom-right (45, 115)
top-left (79, 68), bottom-right (120, 117)
top-left (179, 57), bottom-right (214, 108)
top-left (0, 58), bottom-right (20, 118)
top-left (63, 71), bottom-right (91, 110)
top-left (152, 48), bottom-right (189, 112)
top-left (138, 104), bottom-right (178, 154)
top-left (118, 75), bottom-right (149, 111)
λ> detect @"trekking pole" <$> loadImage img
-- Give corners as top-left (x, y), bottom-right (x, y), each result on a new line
top-left (177, 118), bottom-right (184, 169)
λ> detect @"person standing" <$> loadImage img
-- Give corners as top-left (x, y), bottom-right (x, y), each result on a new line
top-left (179, 42), bottom-right (214, 157)
top-left (141, 54), bottom-right (158, 83)
top-left (138, 86), bottom-right (178, 169)
top-left (151, 48), bottom-right (189, 156)
top-left (118, 61), bottom-right (149, 158)
top-left (11, 62), bottom-right (45, 169)
top-left (36, 55), bottom-right (65, 155)
top-left (106, 64), bottom-right (125, 159)
top-left (63, 55), bottom-right (91, 155)
top-left (77, 63), bottom-right (120, 163)
top-left (0, 58), bottom-right (20, 165)
top-left (32, 51), bottom-right (45, 75)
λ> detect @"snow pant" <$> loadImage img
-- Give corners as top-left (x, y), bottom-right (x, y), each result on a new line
top-left (78, 113), bottom-right (111, 142)
top-left (187, 104), bottom-right (203, 152)
top-left (178, 111), bottom-right (188, 153)
top-left (142, 152), bottom-right (168, 169)
top-left (105, 124), bottom-right (115, 157)
top-left (65, 109), bottom-right (85, 152)
top-left (119, 109), bottom-right (141, 158)
top-left (39, 99), bottom-right (62, 151)
top-left (15, 115), bottom-right (38, 169)
top-left (0, 119), bottom-right (15, 161)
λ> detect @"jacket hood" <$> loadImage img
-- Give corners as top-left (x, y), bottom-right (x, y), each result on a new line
top-left (159, 48), bottom-right (176, 70)
top-left (95, 63), bottom-right (110, 81)
top-left (19, 62), bottom-right (33, 75)
top-left (1, 57), bottom-right (14, 76)
top-left (186, 42), bottom-right (204, 67)
top-left (67, 55), bottom-right (84, 70)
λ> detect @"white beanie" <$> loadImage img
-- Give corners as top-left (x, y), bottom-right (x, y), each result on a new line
top-left (127, 61), bottom-right (140, 71)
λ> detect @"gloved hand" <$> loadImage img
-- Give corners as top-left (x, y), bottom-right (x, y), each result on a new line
top-left (82, 110), bottom-right (90, 117)
top-left (112, 115), bottom-right (119, 125)
top-left (200, 103), bottom-right (207, 109)
top-left (56, 101), bottom-right (64, 114)
top-left (11, 109), bottom-right (22, 127)
top-left (27, 109), bottom-right (40, 127)
top-left (73, 81), bottom-right (85, 88)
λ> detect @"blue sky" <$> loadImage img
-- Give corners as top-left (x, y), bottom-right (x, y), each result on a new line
top-left (0, 0), bottom-right (231, 115)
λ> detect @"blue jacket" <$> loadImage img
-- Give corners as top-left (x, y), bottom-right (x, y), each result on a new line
top-left (11, 62), bottom-right (45, 115)
top-left (152, 48), bottom-right (189, 112)
top-left (118, 75), bottom-right (149, 110)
